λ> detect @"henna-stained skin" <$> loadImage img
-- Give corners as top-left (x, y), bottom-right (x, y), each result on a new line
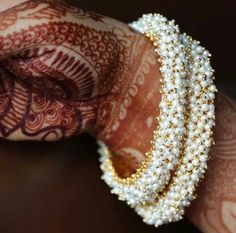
top-left (0, 0), bottom-right (128, 138)
top-left (186, 93), bottom-right (236, 233)
top-left (0, 0), bottom-right (162, 176)
top-left (1, 1), bottom-right (236, 233)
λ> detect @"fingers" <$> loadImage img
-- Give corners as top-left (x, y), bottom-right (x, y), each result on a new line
top-left (0, 0), bottom-right (116, 61)
top-left (0, 65), bottom-right (98, 141)
top-left (3, 46), bottom-right (100, 100)
top-left (0, 0), bottom-right (70, 59)
top-left (0, 0), bottom-right (121, 100)
top-left (0, 0), bottom-right (113, 140)
top-left (0, 0), bottom-right (135, 141)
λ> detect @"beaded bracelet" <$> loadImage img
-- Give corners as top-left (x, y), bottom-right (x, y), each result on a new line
top-left (97, 13), bottom-right (217, 227)
top-left (98, 13), bottom-right (188, 206)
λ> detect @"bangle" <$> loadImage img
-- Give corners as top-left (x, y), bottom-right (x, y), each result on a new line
top-left (98, 13), bottom-right (188, 206)
top-left (97, 13), bottom-right (216, 227)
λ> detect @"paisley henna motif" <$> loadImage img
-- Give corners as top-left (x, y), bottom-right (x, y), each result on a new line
top-left (0, 66), bottom-right (83, 140)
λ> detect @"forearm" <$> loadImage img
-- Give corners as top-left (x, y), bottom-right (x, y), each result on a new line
top-left (186, 91), bottom-right (236, 233)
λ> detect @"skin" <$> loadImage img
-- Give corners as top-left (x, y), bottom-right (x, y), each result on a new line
top-left (0, 0), bottom-right (161, 177)
top-left (186, 93), bottom-right (236, 233)
top-left (0, 0), bottom-right (235, 232)
top-left (0, 0), bottom-right (28, 12)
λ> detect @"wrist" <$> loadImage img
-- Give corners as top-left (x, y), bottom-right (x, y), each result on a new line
top-left (91, 24), bottom-right (162, 177)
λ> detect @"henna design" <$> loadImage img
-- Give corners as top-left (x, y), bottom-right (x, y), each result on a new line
top-left (0, 0), bottom-right (160, 181)
top-left (0, 1), bottom-right (162, 179)
top-left (94, 30), bottom-right (160, 138)
top-left (0, 0), bottom-right (132, 140)
top-left (20, 0), bottom-right (105, 22)
top-left (213, 93), bottom-right (236, 159)
top-left (0, 0), bottom-right (105, 32)
top-left (0, 66), bottom-right (84, 140)
top-left (0, 1), bottom-right (38, 30)
top-left (0, 11), bottom-right (17, 31)
top-left (23, 91), bottom-right (82, 139)
top-left (0, 21), bottom-right (121, 88)
top-left (186, 92), bottom-right (236, 233)
top-left (4, 52), bottom-right (97, 100)
top-left (93, 32), bottom-right (162, 177)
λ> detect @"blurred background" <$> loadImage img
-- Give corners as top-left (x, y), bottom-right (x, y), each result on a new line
top-left (0, 0), bottom-right (235, 233)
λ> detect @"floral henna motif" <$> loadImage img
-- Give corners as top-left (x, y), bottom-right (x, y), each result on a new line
top-left (93, 33), bottom-right (162, 177)
top-left (0, 1), bottom-right (132, 140)
top-left (0, 0), bottom-right (105, 31)
top-left (24, 91), bottom-right (82, 139)
top-left (186, 93), bottom-right (236, 233)
top-left (0, 0), bottom-right (161, 180)
top-left (213, 93), bottom-right (236, 159)
top-left (0, 66), bottom-right (83, 140)
top-left (0, 1), bottom-right (162, 182)
top-left (0, 20), bottom-right (123, 100)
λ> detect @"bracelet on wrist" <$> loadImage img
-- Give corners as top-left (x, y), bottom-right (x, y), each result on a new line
top-left (97, 13), bottom-right (217, 227)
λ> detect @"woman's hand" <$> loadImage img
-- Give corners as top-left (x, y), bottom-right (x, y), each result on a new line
top-left (0, 0), bottom-right (162, 177)
top-left (1, 1), bottom-right (236, 233)
top-left (0, 0), bottom-right (123, 140)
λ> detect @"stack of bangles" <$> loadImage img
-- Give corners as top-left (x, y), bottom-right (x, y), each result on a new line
top-left (97, 13), bottom-right (217, 227)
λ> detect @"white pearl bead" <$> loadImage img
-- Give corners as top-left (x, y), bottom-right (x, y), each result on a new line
top-left (99, 14), bottom-right (216, 227)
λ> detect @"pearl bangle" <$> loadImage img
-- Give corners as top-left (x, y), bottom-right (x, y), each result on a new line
top-left (98, 13), bottom-right (188, 206)
top-left (134, 32), bottom-right (216, 227)
top-left (97, 13), bottom-right (216, 227)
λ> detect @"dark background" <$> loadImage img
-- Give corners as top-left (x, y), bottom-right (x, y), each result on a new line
top-left (0, 0), bottom-right (235, 233)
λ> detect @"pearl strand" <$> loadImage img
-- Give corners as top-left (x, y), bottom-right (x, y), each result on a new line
top-left (98, 13), bottom-right (188, 206)
top-left (134, 31), bottom-right (216, 227)
top-left (97, 13), bottom-right (217, 227)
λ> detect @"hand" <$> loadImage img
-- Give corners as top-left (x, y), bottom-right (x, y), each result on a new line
top-left (0, 1), bottom-right (235, 233)
top-left (0, 0), bottom-right (123, 140)
top-left (0, 0), bottom-right (162, 178)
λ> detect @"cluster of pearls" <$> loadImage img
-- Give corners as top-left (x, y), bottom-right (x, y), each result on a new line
top-left (98, 13), bottom-right (188, 206)
top-left (97, 13), bottom-right (217, 227)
